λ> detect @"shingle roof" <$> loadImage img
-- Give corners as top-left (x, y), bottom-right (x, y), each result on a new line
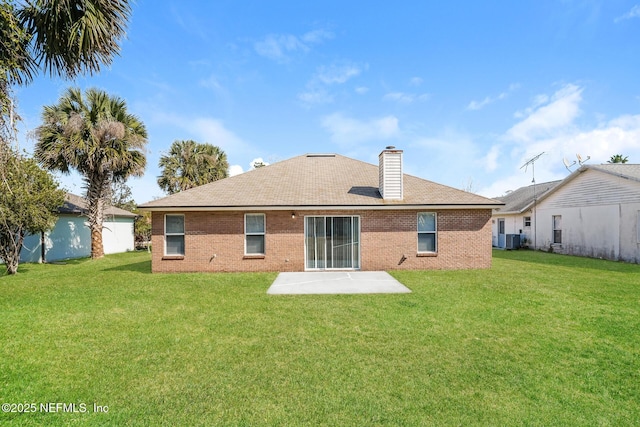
top-left (61, 193), bottom-right (137, 218)
top-left (495, 180), bottom-right (562, 213)
top-left (586, 163), bottom-right (640, 183)
top-left (140, 153), bottom-right (503, 210)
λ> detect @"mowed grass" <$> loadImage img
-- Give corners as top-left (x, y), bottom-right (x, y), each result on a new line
top-left (1, 250), bottom-right (639, 426)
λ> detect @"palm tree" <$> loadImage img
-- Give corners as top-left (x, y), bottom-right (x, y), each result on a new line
top-left (2, 0), bottom-right (132, 127)
top-left (34, 87), bottom-right (147, 259)
top-left (607, 154), bottom-right (629, 164)
top-left (158, 140), bottom-right (229, 194)
top-left (5, 0), bottom-right (131, 85)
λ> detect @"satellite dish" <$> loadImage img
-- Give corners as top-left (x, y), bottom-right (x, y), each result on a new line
top-left (576, 153), bottom-right (591, 165)
top-left (563, 157), bottom-right (576, 172)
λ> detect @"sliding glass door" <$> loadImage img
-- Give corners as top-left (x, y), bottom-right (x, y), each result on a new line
top-left (305, 216), bottom-right (360, 270)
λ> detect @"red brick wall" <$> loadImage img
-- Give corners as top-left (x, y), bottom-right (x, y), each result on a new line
top-left (150, 209), bottom-right (493, 273)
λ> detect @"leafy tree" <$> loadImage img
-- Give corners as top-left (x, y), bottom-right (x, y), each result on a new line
top-left (607, 154), bottom-right (629, 164)
top-left (34, 87), bottom-right (147, 259)
top-left (0, 152), bottom-right (65, 275)
top-left (158, 140), bottom-right (229, 194)
top-left (109, 181), bottom-right (136, 212)
top-left (133, 209), bottom-right (151, 250)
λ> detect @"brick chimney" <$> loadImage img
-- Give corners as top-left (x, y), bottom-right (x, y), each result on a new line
top-left (379, 146), bottom-right (403, 200)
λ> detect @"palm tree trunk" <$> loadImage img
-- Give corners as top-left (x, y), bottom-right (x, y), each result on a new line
top-left (86, 174), bottom-right (107, 259)
top-left (90, 222), bottom-right (104, 259)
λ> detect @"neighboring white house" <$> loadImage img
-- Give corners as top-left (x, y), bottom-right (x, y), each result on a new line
top-left (20, 193), bottom-right (137, 263)
top-left (492, 180), bottom-right (561, 249)
top-left (534, 164), bottom-right (640, 263)
top-left (493, 164), bottom-right (640, 264)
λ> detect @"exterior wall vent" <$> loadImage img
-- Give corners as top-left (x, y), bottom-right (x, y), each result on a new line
top-left (379, 147), bottom-right (403, 200)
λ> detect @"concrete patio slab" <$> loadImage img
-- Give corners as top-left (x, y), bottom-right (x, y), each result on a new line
top-left (267, 271), bottom-right (411, 295)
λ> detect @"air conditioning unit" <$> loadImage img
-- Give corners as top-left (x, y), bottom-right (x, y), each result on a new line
top-left (506, 234), bottom-right (521, 250)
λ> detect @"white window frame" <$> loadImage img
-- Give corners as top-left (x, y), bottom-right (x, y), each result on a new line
top-left (524, 216), bottom-right (531, 228)
top-left (245, 213), bottom-right (266, 255)
top-left (164, 214), bottom-right (185, 256)
top-left (417, 212), bottom-right (437, 253)
top-left (552, 215), bottom-right (562, 244)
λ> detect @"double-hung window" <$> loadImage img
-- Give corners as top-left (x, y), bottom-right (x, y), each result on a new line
top-left (165, 214), bottom-right (185, 256)
top-left (524, 216), bottom-right (531, 228)
top-left (245, 214), bottom-right (265, 255)
top-left (552, 215), bottom-right (562, 244)
top-left (418, 212), bottom-right (437, 253)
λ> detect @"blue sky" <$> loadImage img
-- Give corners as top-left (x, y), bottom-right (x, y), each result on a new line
top-left (13, 0), bottom-right (640, 203)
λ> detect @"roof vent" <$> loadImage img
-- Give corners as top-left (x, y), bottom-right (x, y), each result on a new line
top-left (379, 147), bottom-right (403, 200)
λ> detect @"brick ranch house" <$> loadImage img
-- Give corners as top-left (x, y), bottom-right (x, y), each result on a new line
top-left (139, 148), bottom-right (503, 273)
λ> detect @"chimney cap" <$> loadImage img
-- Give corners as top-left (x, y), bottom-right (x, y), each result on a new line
top-left (385, 145), bottom-right (396, 150)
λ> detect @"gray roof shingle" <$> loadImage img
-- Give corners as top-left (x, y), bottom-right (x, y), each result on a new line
top-left (495, 180), bottom-right (562, 213)
top-left (140, 153), bottom-right (503, 209)
top-left (61, 193), bottom-right (137, 218)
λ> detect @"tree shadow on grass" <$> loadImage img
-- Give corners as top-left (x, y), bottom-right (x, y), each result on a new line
top-left (493, 249), bottom-right (640, 273)
top-left (104, 260), bottom-right (152, 274)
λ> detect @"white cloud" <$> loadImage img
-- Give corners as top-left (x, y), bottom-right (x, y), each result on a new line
top-left (321, 113), bottom-right (400, 144)
top-left (299, 62), bottom-right (366, 106)
top-left (315, 63), bottom-right (363, 85)
top-left (407, 130), bottom-right (485, 191)
top-left (298, 89), bottom-right (334, 105)
top-left (228, 158), bottom-right (270, 176)
top-left (383, 92), bottom-right (430, 104)
top-left (514, 93), bottom-right (549, 118)
top-left (478, 88), bottom-right (640, 197)
top-left (467, 83), bottom-right (519, 111)
top-left (615, 5), bottom-right (640, 22)
top-left (149, 112), bottom-right (255, 161)
top-left (199, 74), bottom-right (224, 92)
top-left (409, 77), bottom-right (423, 86)
top-left (355, 86), bottom-right (369, 95)
top-left (301, 29), bottom-right (334, 44)
top-left (254, 34), bottom-right (305, 62)
top-left (254, 29), bottom-right (333, 62)
top-left (190, 118), bottom-right (246, 151)
top-left (506, 84), bottom-right (582, 142)
top-left (483, 145), bottom-right (501, 172)
top-left (229, 165), bottom-right (243, 176)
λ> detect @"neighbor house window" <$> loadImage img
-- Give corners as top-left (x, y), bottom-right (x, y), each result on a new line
top-left (524, 216), bottom-right (531, 227)
top-left (245, 213), bottom-right (265, 255)
top-left (552, 215), bottom-right (562, 244)
top-left (165, 214), bottom-right (185, 256)
top-left (418, 212), bottom-right (437, 253)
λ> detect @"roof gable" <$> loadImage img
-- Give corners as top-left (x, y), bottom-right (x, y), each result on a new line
top-left (536, 164), bottom-right (640, 208)
top-left (140, 153), bottom-right (502, 210)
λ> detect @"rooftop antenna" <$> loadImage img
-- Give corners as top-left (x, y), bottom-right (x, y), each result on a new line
top-left (520, 152), bottom-right (545, 250)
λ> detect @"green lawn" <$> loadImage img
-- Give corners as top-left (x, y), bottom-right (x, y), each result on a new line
top-left (1, 250), bottom-right (639, 426)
